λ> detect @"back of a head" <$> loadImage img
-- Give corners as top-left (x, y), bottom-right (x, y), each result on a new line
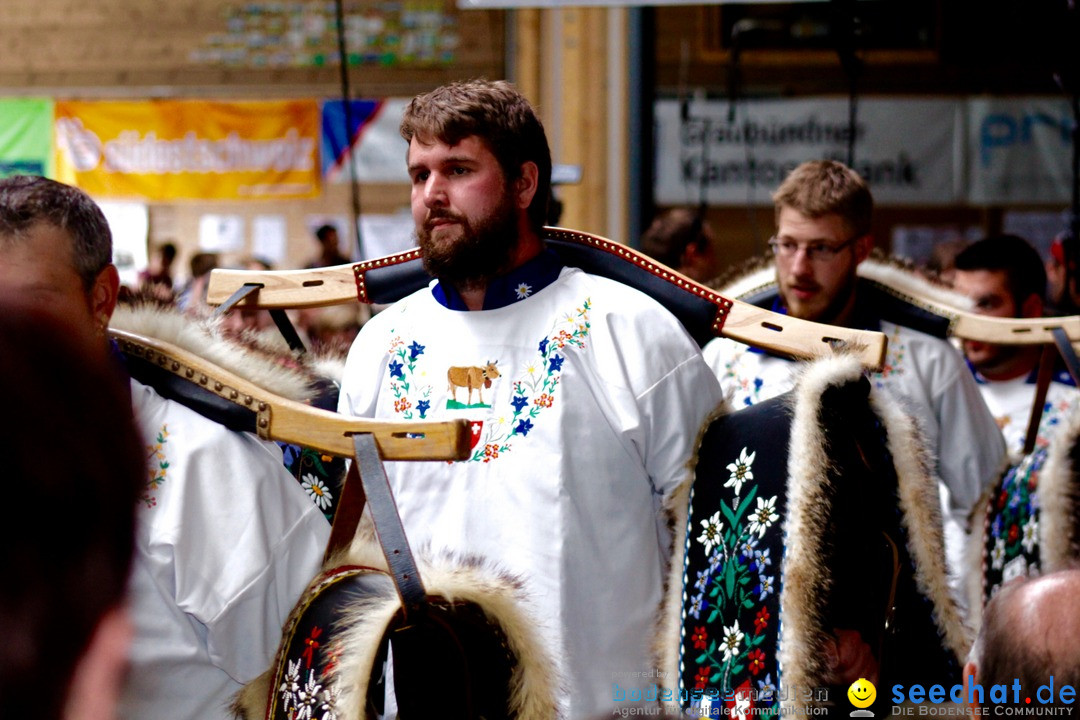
top-left (400, 79), bottom-right (552, 231)
top-left (641, 208), bottom-right (706, 270)
top-left (189, 252), bottom-right (219, 279)
top-left (972, 570), bottom-right (1080, 709)
top-left (0, 175), bottom-right (113, 292)
top-left (955, 234), bottom-right (1047, 308)
top-left (0, 298), bottom-right (143, 719)
top-left (772, 160), bottom-right (873, 238)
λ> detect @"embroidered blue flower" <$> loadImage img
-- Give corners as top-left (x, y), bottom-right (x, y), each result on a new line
top-left (754, 548), bottom-right (772, 569)
top-left (755, 574), bottom-right (775, 600)
top-left (416, 400), bottom-right (430, 418)
top-left (511, 395), bottom-right (529, 413)
top-left (539, 338), bottom-right (548, 355)
top-left (694, 568), bottom-right (710, 592)
top-left (549, 354), bottom-right (564, 372)
top-left (515, 418), bottom-right (534, 436)
top-left (688, 591), bottom-right (707, 620)
top-left (408, 341), bottom-right (425, 360)
top-left (757, 674), bottom-right (777, 701)
top-left (389, 360), bottom-right (404, 379)
top-left (280, 442), bottom-right (301, 466)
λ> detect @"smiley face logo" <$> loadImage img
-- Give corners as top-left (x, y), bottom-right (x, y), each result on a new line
top-left (847, 678), bottom-right (876, 709)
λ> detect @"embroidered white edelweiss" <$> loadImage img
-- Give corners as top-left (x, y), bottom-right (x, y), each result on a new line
top-left (279, 658), bottom-right (302, 713)
top-left (747, 496), bottom-right (779, 538)
top-left (725, 447), bottom-right (756, 497)
top-left (697, 510), bottom-right (724, 556)
top-left (301, 474), bottom-right (334, 510)
top-left (721, 621), bottom-right (744, 662)
top-left (295, 671), bottom-right (323, 720)
top-left (1022, 519), bottom-right (1038, 554)
top-left (515, 282), bottom-right (533, 299)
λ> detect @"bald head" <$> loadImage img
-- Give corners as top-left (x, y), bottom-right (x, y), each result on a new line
top-left (968, 570), bottom-right (1080, 701)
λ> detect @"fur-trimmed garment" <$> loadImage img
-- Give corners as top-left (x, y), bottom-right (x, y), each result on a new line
top-left (965, 406), bottom-right (1080, 623)
top-left (702, 261), bottom-right (1006, 606)
top-left (659, 354), bottom-right (971, 716)
top-left (234, 526), bottom-right (562, 720)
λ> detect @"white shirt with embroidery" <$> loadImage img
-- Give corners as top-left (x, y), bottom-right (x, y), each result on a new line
top-left (339, 267), bottom-right (723, 718)
top-left (120, 379), bottom-right (331, 720)
top-left (975, 374), bottom-right (1080, 458)
top-left (703, 321), bottom-right (1007, 599)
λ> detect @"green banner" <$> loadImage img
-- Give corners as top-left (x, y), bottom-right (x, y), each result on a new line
top-left (0, 99), bottom-right (53, 179)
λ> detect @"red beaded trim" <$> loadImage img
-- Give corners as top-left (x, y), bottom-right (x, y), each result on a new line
top-left (352, 248), bottom-right (424, 304)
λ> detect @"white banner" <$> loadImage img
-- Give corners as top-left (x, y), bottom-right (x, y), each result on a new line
top-left (967, 97), bottom-right (1075, 205)
top-left (655, 97), bottom-right (962, 206)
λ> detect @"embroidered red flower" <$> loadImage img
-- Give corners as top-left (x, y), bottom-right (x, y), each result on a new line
top-left (483, 444), bottom-right (501, 462)
top-left (394, 397), bottom-right (412, 413)
top-left (694, 666), bottom-right (711, 690)
top-left (1008, 523), bottom-right (1019, 544)
top-left (691, 626), bottom-right (708, 650)
top-left (754, 607), bottom-right (770, 634)
top-left (997, 491), bottom-right (1009, 510)
top-left (1029, 472), bottom-right (1039, 492)
top-left (535, 393), bottom-right (554, 408)
top-left (747, 648), bottom-right (766, 676)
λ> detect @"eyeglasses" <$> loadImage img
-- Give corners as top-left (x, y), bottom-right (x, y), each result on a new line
top-left (768, 236), bottom-right (859, 263)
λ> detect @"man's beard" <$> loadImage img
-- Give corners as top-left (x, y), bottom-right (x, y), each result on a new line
top-left (417, 192), bottom-right (519, 291)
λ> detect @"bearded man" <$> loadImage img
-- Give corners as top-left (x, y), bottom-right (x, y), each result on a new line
top-left (702, 161), bottom-right (1005, 619)
top-left (337, 79), bottom-right (723, 718)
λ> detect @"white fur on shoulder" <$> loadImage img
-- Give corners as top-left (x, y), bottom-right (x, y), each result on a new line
top-left (857, 259), bottom-right (975, 313)
top-left (1037, 409), bottom-right (1080, 573)
top-left (110, 304), bottom-right (317, 402)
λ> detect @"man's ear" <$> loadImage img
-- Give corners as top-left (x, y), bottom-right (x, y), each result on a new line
top-left (854, 234), bottom-right (873, 264)
top-left (514, 162), bottom-right (539, 211)
top-left (91, 265), bottom-right (120, 326)
top-left (1020, 292), bottom-right (1044, 319)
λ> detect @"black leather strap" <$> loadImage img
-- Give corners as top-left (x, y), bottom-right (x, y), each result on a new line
top-left (212, 283), bottom-right (261, 317)
top-left (1024, 343), bottom-right (1058, 455)
top-left (347, 433), bottom-right (426, 614)
top-left (269, 308), bottom-right (307, 353)
top-left (1052, 326), bottom-right (1080, 386)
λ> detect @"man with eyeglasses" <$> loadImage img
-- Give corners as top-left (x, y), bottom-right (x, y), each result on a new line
top-left (702, 160), bottom-right (1004, 625)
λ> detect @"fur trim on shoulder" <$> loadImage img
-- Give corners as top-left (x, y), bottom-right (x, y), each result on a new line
top-left (709, 254), bottom-right (975, 316)
top-left (1037, 410), bottom-right (1080, 572)
top-left (776, 354), bottom-right (864, 698)
top-left (858, 257), bottom-right (974, 313)
top-left (111, 303), bottom-right (318, 402)
top-left (863, 368), bottom-right (975, 663)
top-left (327, 534), bottom-right (563, 720)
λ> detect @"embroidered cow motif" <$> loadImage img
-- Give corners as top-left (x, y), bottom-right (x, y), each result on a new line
top-left (447, 361), bottom-right (500, 408)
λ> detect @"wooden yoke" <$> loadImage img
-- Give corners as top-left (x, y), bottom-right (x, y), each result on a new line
top-left (112, 328), bottom-right (471, 462)
top-left (207, 228), bottom-right (889, 371)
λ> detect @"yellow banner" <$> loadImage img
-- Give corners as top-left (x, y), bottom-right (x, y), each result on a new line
top-left (54, 100), bottom-right (320, 200)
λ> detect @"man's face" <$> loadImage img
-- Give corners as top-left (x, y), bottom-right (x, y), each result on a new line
top-left (952, 268), bottom-right (1021, 372)
top-left (408, 134), bottom-right (519, 287)
top-left (774, 207), bottom-right (867, 323)
top-left (0, 223), bottom-right (97, 328)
